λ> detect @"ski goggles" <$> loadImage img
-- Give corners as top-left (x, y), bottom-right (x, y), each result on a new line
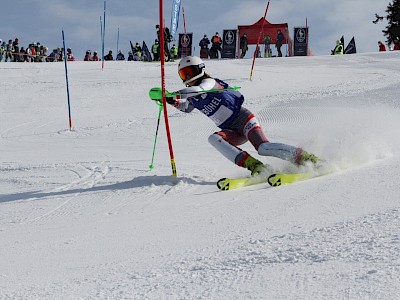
top-left (178, 65), bottom-right (203, 82)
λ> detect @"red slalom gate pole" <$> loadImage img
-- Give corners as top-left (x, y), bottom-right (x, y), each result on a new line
top-left (182, 5), bottom-right (188, 57)
top-left (249, 0), bottom-right (270, 81)
top-left (159, 0), bottom-right (177, 177)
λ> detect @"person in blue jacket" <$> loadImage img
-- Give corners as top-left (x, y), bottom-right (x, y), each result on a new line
top-left (150, 56), bottom-right (318, 175)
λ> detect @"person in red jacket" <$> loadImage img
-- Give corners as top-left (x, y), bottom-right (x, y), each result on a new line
top-left (378, 41), bottom-right (386, 52)
top-left (393, 39), bottom-right (399, 51)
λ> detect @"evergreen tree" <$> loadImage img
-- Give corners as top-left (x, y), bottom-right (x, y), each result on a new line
top-left (373, 0), bottom-right (400, 44)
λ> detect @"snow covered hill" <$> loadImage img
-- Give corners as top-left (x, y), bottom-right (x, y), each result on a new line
top-left (1, 52), bottom-right (400, 299)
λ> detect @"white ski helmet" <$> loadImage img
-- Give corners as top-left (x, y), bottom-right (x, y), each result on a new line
top-left (178, 56), bottom-right (205, 84)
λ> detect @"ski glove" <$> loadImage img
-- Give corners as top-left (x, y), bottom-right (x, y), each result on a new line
top-left (149, 87), bottom-right (175, 106)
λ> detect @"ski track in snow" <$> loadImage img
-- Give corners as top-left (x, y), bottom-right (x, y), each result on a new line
top-left (1, 52), bottom-right (400, 299)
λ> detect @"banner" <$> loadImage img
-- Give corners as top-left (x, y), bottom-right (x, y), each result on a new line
top-left (293, 27), bottom-right (308, 56)
top-left (221, 29), bottom-right (237, 59)
top-left (344, 36), bottom-right (357, 54)
top-left (178, 33), bottom-right (193, 58)
top-left (170, 0), bottom-right (181, 42)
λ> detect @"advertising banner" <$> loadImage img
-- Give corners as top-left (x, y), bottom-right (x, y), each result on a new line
top-left (221, 29), bottom-right (237, 59)
top-left (170, 0), bottom-right (181, 42)
top-left (178, 33), bottom-right (193, 58)
top-left (293, 27), bottom-right (308, 56)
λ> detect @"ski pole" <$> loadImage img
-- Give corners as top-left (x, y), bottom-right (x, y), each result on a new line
top-left (168, 85), bottom-right (241, 97)
top-left (62, 30), bottom-right (73, 131)
top-left (149, 101), bottom-right (164, 170)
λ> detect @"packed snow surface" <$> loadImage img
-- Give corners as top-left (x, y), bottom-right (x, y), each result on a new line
top-left (1, 52), bottom-right (400, 299)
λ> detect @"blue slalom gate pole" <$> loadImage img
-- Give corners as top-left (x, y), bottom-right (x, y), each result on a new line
top-left (62, 30), bottom-right (73, 131)
top-left (100, 16), bottom-right (103, 48)
top-left (117, 27), bottom-right (120, 53)
top-left (101, 1), bottom-right (106, 71)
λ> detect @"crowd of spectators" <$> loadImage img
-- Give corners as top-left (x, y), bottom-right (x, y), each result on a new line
top-left (2, 33), bottom-right (398, 63)
top-left (0, 38), bottom-right (52, 62)
top-left (0, 36), bottom-right (81, 62)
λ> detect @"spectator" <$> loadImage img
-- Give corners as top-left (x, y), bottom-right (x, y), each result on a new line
top-left (152, 39), bottom-right (159, 61)
top-left (20, 47), bottom-right (27, 62)
top-left (170, 44), bottom-right (178, 60)
top-left (128, 51), bottom-right (134, 61)
top-left (40, 46), bottom-right (48, 62)
top-left (13, 38), bottom-right (21, 62)
top-left (332, 40), bottom-right (343, 55)
top-left (209, 45), bottom-right (218, 59)
top-left (393, 39), bottom-right (399, 51)
top-left (199, 34), bottom-right (210, 59)
top-left (66, 48), bottom-right (75, 61)
top-left (84, 50), bottom-right (92, 61)
top-left (256, 45), bottom-right (262, 58)
top-left (240, 33), bottom-right (248, 58)
top-left (156, 24), bottom-right (172, 61)
top-left (0, 39), bottom-right (4, 62)
top-left (264, 35), bottom-right (272, 58)
top-left (132, 42), bottom-right (142, 61)
top-left (211, 32), bottom-right (222, 58)
top-left (92, 51), bottom-right (99, 61)
top-left (58, 48), bottom-right (64, 61)
top-left (29, 43), bottom-right (37, 62)
top-left (5, 39), bottom-right (13, 62)
top-left (276, 29), bottom-right (284, 57)
top-left (378, 41), bottom-right (386, 52)
top-left (47, 49), bottom-right (59, 62)
top-left (116, 50), bottom-right (125, 60)
top-left (104, 50), bottom-right (113, 61)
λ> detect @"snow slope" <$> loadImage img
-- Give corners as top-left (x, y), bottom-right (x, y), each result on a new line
top-left (1, 52), bottom-right (400, 299)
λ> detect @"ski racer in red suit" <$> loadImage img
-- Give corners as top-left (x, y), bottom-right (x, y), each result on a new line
top-left (150, 56), bottom-right (319, 175)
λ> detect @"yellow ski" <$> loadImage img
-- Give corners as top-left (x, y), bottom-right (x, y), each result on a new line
top-left (267, 172), bottom-right (313, 186)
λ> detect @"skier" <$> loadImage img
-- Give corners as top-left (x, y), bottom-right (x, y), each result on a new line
top-left (149, 56), bottom-right (319, 175)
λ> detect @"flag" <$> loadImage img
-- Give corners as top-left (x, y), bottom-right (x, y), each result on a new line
top-left (141, 41), bottom-right (152, 62)
top-left (344, 37), bottom-right (357, 54)
top-left (170, 0), bottom-right (181, 42)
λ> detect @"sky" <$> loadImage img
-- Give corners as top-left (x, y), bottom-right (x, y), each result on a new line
top-left (0, 0), bottom-right (391, 59)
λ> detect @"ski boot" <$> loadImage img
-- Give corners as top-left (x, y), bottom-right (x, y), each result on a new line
top-left (298, 150), bottom-right (319, 166)
top-left (243, 155), bottom-right (269, 176)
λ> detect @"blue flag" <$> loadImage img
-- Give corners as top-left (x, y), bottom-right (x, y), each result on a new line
top-left (170, 0), bottom-right (181, 41)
